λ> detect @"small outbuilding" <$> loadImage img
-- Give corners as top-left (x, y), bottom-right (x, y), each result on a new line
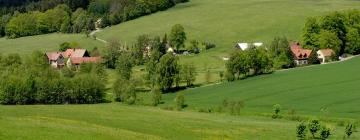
top-left (317, 49), bottom-right (335, 64)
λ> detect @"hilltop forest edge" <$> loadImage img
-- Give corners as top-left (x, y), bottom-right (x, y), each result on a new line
top-left (0, 0), bottom-right (188, 38)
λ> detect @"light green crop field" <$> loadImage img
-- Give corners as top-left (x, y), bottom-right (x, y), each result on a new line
top-left (0, 104), bottom-right (358, 140)
top-left (0, 33), bottom-right (103, 54)
top-left (161, 56), bottom-right (360, 119)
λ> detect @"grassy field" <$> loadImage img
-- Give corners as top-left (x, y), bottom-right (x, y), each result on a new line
top-left (161, 56), bottom-right (360, 119)
top-left (0, 0), bottom-right (359, 83)
top-left (0, 104), bottom-right (359, 140)
top-left (95, 0), bottom-right (360, 71)
top-left (0, 33), bottom-right (103, 54)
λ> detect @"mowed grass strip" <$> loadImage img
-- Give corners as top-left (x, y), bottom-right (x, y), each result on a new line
top-left (162, 56), bottom-right (360, 118)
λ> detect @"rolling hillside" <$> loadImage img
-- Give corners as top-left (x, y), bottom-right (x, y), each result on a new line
top-left (162, 56), bottom-right (360, 118)
top-left (95, 0), bottom-right (360, 69)
top-left (0, 104), bottom-right (358, 140)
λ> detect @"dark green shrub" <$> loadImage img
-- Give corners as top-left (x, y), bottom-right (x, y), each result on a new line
top-left (308, 119), bottom-right (321, 138)
top-left (320, 126), bottom-right (331, 140)
top-left (175, 92), bottom-right (185, 110)
top-left (296, 122), bottom-right (307, 139)
top-left (151, 88), bottom-right (162, 106)
top-left (345, 123), bottom-right (355, 138)
top-left (272, 104), bottom-right (281, 119)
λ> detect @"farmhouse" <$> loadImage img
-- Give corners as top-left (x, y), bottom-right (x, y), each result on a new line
top-left (67, 57), bottom-right (101, 69)
top-left (290, 42), bottom-right (312, 66)
top-left (234, 42), bottom-right (263, 50)
top-left (62, 49), bottom-right (90, 58)
top-left (317, 49), bottom-right (335, 64)
top-left (45, 52), bottom-right (65, 68)
top-left (46, 48), bottom-right (99, 68)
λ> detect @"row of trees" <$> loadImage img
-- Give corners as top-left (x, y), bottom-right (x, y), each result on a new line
top-left (90, 0), bottom-right (188, 28)
top-left (302, 9), bottom-right (360, 55)
top-left (225, 45), bottom-right (273, 81)
top-left (4, 5), bottom-right (95, 38)
top-left (109, 41), bottom-right (196, 104)
top-left (0, 0), bottom-right (88, 15)
top-left (104, 25), bottom-right (195, 105)
top-left (0, 0), bottom-right (188, 38)
top-left (0, 52), bottom-right (106, 104)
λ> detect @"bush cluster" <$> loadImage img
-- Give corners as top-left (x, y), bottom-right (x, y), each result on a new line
top-left (226, 46), bottom-right (273, 81)
top-left (0, 52), bottom-right (106, 104)
top-left (296, 119), bottom-right (332, 140)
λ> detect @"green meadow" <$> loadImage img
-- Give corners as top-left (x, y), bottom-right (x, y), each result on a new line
top-left (0, 33), bottom-right (102, 54)
top-left (0, 104), bottom-right (359, 140)
top-left (1, 0), bottom-right (360, 139)
top-left (162, 56), bottom-right (360, 119)
top-left (95, 0), bottom-right (360, 70)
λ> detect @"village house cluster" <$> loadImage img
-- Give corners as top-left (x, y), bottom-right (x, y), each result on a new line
top-left (290, 42), bottom-right (335, 65)
top-left (45, 49), bottom-right (101, 68)
top-left (234, 42), bottom-right (335, 65)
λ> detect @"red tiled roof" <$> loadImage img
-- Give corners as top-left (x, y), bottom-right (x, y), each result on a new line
top-left (46, 52), bottom-right (63, 61)
top-left (62, 49), bottom-right (74, 58)
top-left (290, 42), bottom-right (312, 60)
top-left (70, 57), bottom-right (101, 65)
top-left (319, 49), bottom-right (335, 57)
top-left (62, 49), bottom-right (87, 58)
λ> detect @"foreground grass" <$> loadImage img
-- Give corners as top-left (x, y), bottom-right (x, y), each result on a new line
top-left (162, 56), bottom-right (360, 119)
top-left (0, 104), bottom-right (358, 140)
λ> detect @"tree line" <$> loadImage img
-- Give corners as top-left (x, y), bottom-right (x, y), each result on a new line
top-left (0, 0), bottom-right (188, 38)
top-left (0, 51), bottom-right (106, 105)
top-left (102, 24), bottom-right (196, 106)
top-left (225, 42), bottom-right (274, 81)
top-left (302, 9), bottom-right (360, 56)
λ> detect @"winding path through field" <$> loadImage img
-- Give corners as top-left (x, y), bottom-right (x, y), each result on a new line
top-left (90, 28), bottom-right (107, 44)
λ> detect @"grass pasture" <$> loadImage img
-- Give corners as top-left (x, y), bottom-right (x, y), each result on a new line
top-left (0, 33), bottom-right (103, 55)
top-left (0, 104), bottom-right (359, 140)
top-left (162, 56), bottom-right (360, 119)
top-left (95, 0), bottom-right (360, 70)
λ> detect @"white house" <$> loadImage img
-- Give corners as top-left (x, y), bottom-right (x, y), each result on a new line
top-left (317, 49), bottom-right (335, 64)
top-left (234, 42), bottom-right (263, 50)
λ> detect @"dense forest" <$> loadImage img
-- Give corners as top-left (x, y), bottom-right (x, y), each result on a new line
top-left (0, 0), bottom-right (188, 38)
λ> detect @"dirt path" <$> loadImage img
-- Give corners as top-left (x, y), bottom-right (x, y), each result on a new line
top-left (90, 28), bottom-right (107, 44)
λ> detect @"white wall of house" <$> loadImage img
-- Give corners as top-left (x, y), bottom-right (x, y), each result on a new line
top-left (295, 60), bottom-right (308, 65)
top-left (317, 50), bottom-right (325, 64)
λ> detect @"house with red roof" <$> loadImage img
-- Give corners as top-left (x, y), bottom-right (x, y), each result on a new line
top-left (67, 57), bottom-right (102, 68)
top-left (46, 48), bottom-right (100, 69)
top-left (45, 52), bottom-right (65, 68)
top-left (62, 49), bottom-right (90, 58)
top-left (290, 42), bottom-right (313, 66)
